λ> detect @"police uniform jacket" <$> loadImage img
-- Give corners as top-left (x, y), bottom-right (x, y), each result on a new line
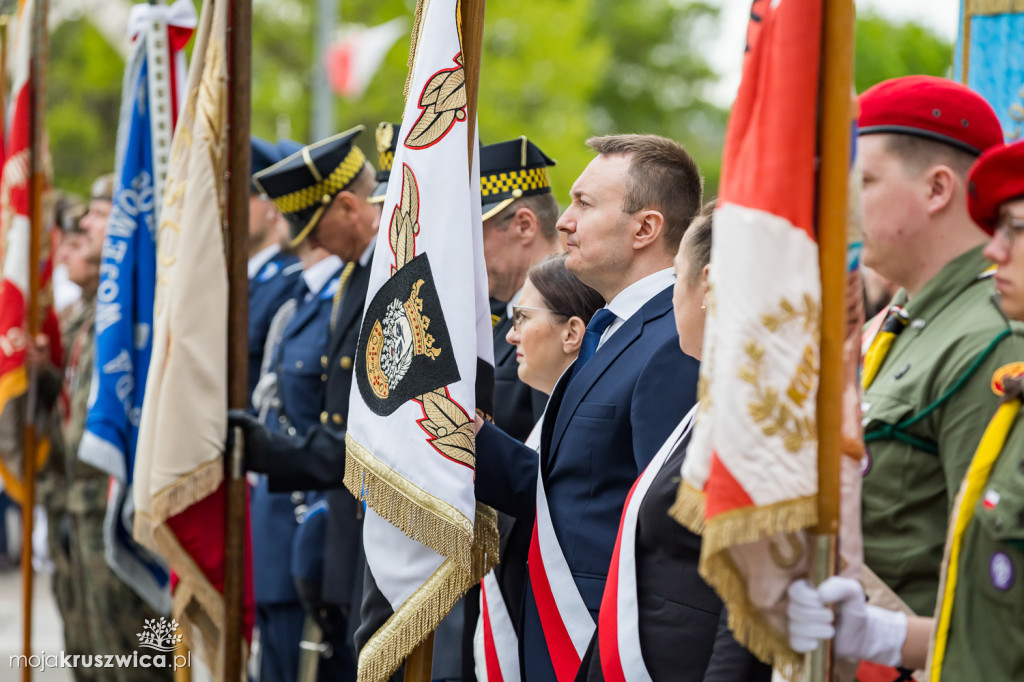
top-left (475, 285), bottom-right (700, 682)
top-left (248, 250), bottom-right (302, 410)
top-left (251, 254), bottom-right (373, 613)
top-left (862, 245), bottom-right (1024, 615)
top-left (251, 264), bottom-right (342, 604)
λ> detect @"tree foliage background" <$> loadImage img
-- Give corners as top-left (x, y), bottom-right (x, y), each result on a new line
top-left (46, 2), bottom-right (954, 202)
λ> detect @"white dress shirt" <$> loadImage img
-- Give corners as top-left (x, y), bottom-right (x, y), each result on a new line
top-left (598, 267), bottom-right (676, 350)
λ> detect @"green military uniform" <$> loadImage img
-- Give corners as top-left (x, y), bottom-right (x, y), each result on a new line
top-left (36, 298), bottom-right (95, 679)
top-left (862, 245), bottom-right (1024, 615)
top-left (939, 384), bottom-right (1024, 678)
top-left (62, 295), bottom-right (171, 681)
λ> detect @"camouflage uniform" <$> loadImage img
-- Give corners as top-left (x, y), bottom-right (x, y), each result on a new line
top-left (63, 296), bottom-right (172, 681)
top-left (36, 298), bottom-right (97, 680)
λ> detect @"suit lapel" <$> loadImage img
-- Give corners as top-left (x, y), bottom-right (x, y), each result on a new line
top-left (548, 286), bottom-right (674, 463)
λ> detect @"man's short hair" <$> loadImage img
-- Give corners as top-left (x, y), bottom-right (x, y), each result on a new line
top-left (882, 133), bottom-right (978, 180)
top-left (586, 134), bottom-right (703, 252)
top-left (489, 192), bottom-right (561, 241)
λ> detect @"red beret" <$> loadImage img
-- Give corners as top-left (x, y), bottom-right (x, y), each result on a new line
top-left (967, 140), bottom-right (1024, 234)
top-left (858, 76), bottom-right (1003, 156)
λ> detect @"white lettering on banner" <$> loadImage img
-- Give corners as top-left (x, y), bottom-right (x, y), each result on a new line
top-left (105, 237), bottom-right (130, 265)
top-left (95, 301), bottom-right (124, 335)
top-left (0, 326), bottom-right (27, 358)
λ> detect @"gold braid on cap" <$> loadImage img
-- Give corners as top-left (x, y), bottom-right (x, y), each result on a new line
top-left (271, 145), bottom-right (367, 216)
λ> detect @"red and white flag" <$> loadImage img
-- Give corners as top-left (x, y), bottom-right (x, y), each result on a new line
top-left (0, 0), bottom-right (62, 505)
top-left (673, 0), bottom-right (827, 674)
top-left (133, 0), bottom-right (253, 671)
top-left (325, 17), bottom-right (407, 99)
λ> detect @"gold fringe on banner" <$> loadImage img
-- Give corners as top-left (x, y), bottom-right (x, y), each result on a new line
top-left (669, 480), bottom-right (707, 533)
top-left (705, 550), bottom-right (803, 679)
top-left (693, 495), bottom-right (817, 679)
top-left (345, 434), bottom-right (475, 571)
top-left (966, 0), bottom-right (1024, 15)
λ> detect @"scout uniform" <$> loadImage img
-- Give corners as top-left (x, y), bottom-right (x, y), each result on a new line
top-left (858, 77), bottom-right (1024, 616)
top-left (928, 140), bottom-right (1024, 679)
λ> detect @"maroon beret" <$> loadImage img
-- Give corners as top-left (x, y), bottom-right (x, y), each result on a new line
top-left (967, 140), bottom-right (1024, 234)
top-left (858, 76), bottom-right (1003, 156)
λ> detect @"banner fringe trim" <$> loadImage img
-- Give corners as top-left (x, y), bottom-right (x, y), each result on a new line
top-left (699, 494), bottom-right (816, 557)
top-left (345, 433), bottom-right (475, 571)
top-left (149, 457), bottom-right (224, 524)
top-left (669, 480), bottom-right (706, 533)
top-left (701, 548), bottom-right (803, 679)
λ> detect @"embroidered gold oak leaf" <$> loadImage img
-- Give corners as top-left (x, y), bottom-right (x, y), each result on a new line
top-left (405, 54), bottom-right (467, 149)
top-left (389, 165), bottom-right (420, 272)
top-left (419, 388), bottom-right (475, 468)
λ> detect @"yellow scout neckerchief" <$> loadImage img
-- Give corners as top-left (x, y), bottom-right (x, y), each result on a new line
top-left (862, 305), bottom-right (910, 389)
top-left (862, 267), bottom-right (998, 390)
top-left (930, 373), bottom-right (1022, 680)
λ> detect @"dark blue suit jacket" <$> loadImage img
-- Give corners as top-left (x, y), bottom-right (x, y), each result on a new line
top-left (252, 265), bottom-right (341, 604)
top-left (248, 252), bottom-right (302, 411)
top-left (475, 285), bottom-right (700, 682)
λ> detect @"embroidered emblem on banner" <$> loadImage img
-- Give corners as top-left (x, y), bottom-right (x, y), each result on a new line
top-left (404, 53), bottom-right (467, 149)
top-left (740, 294), bottom-right (820, 453)
top-left (357, 253), bottom-right (459, 414)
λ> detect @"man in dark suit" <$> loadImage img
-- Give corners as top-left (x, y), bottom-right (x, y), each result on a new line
top-left (474, 134), bottom-right (703, 682)
top-left (232, 126), bottom-right (380, 680)
top-left (248, 137), bottom-right (303, 410)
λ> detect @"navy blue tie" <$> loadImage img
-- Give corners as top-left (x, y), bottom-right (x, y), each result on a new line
top-left (572, 308), bottom-right (616, 379)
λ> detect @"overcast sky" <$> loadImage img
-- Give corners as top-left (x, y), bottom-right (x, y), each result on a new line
top-left (707, 0), bottom-right (962, 104)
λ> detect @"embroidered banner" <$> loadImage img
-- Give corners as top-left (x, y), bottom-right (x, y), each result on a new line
top-left (343, 1), bottom-right (497, 679)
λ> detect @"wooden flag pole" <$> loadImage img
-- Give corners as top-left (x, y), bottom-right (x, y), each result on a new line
top-left (811, 0), bottom-right (855, 680)
top-left (21, 2), bottom-right (48, 678)
top-left (225, 0), bottom-right (252, 678)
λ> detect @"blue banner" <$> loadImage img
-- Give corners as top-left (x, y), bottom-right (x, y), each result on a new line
top-left (80, 38), bottom-right (170, 614)
top-left (955, 0), bottom-right (1024, 141)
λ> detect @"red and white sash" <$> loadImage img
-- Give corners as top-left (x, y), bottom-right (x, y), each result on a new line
top-left (476, 570), bottom-right (522, 682)
top-left (529, 430), bottom-right (598, 682)
top-left (598, 406), bottom-right (697, 682)
top-left (476, 421), bottom-right (543, 682)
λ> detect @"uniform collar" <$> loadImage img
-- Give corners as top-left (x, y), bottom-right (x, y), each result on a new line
top-left (505, 287), bottom-right (523, 320)
top-left (247, 244), bottom-right (281, 279)
top-left (900, 245), bottom-right (992, 323)
top-left (302, 255), bottom-right (343, 295)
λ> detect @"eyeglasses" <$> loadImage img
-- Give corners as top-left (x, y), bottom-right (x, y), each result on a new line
top-left (994, 214), bottom-right (1024, 246)
top-left (512, 305), bottom-right (569, 332)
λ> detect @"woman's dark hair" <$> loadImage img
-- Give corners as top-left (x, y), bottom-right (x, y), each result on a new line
top-left (527, 253), bottom-right (604, 325)
top-left (685, 198), bottom-right (715, 284)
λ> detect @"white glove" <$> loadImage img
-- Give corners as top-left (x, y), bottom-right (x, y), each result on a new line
top-left (786, 577), bottom-right (907, 666)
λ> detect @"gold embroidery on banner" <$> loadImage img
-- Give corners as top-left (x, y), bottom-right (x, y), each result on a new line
top-left (199, 37), bottom-right (227, 218)
top-left (768, 534), bottom-right (805, 569)
top-left (389, 164), bottom-right (421, 274)
top-left (404, 52), bottom-right (467, 149)
top-left (419, 388), bottom-right (475, 468)
top-left (965, 0), bottom-right (1024, 14)
top-left (740, 295), bottom-right (820, 453)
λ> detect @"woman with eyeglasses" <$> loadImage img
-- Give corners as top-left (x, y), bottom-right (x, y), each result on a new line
top-left (474, 252), bottom-right (604, 682)
top-left (787, 140), bottom-right (1024, 680)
